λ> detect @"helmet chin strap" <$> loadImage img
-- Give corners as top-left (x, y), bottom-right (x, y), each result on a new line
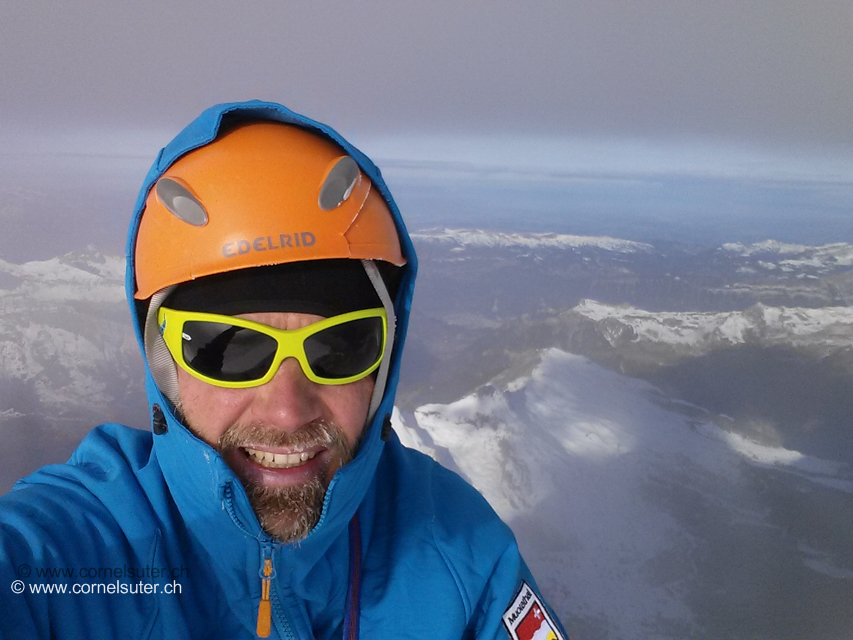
top-left (361, 259), bottom-right (396, 425)
top-left (143, 261), bottom-right (395, 426)
top-left (144, 285), bottom-right (181, 407)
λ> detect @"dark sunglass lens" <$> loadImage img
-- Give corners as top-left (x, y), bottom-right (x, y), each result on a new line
top-left (182, 321), bottom-right (277, 382)
top-left (304, 317), bottom-right (383, 379)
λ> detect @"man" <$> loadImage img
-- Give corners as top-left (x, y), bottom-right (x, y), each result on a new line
top-left (0, 101), bottom-right (567, 640)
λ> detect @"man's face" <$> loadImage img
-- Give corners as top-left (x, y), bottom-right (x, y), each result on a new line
top-left (174, 311), bottom-right (375, 543)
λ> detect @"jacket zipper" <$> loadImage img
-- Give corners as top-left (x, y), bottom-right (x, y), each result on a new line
top-left (256, 541), bottom-right (297, 640)
top-left (256, 550), bottom-right (273, 637)
top-left (222, 483), bottom-right (294, 640)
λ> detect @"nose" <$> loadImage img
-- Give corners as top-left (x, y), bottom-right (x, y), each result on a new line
top-left (247, 357), bottom-right (322, 431)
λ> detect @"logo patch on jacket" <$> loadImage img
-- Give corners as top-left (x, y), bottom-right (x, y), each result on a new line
top-left (502, 581), bottom-right (564, 640)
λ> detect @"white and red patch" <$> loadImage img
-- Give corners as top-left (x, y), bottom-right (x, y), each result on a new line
top-left (502, 581), bottom-right (564, 640)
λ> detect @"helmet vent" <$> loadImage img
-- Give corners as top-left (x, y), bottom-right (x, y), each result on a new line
top-left (318, 156), bottom-right (360, 211)
top-left (156, 178), bottom-right (209, 226)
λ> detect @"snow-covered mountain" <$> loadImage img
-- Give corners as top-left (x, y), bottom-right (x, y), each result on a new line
top-left (412, 227), bottom-right (654, 254)
top-left (0, 248), bottom-right (133, 396)
top-left (722, 240), bottom-right (853, 273)
top-left (0, 250), bottom-right (126, 297)
top-left (574, 299), bottom-right (853, 353)
top-left (0, 249), bottom-right (146, 489)
top-left (413, 228), bottom-right (853, 273)
top-left (410, 229), bottom-right (853, 325)
top-left (394, 349), bottom-right (853, 640)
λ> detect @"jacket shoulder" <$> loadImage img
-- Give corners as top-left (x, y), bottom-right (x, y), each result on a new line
top-left (10, 423), bottom-right (155, 499)
top-left (371, 436), bottom-right (567, 639)
top-left (1, 423), bottom-right (162, 554)
top-left (387, 436), bottom-right (513, 540)
top-left (366, 436), bottom-right (524, 630)
top-left (0, 425), bottom-right (171, 639)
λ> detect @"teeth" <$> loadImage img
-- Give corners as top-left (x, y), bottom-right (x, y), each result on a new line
top-left (244, 448), bottom-right (318, 469)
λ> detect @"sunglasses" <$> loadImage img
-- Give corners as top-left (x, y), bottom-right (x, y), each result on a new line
top-left (158, 306), bottom-right (387, 388)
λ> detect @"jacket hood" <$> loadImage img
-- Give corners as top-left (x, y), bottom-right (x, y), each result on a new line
top-left (124, 101), bottom-right (417, 567)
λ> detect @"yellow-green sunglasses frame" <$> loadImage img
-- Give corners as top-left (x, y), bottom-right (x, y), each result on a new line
top-left (158, 306), bottom-right (387, 388)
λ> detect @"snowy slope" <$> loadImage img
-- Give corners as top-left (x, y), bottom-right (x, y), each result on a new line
top-left (394, 349), bottom-right (853, 639)
top-left (0, 250), bottom-right (143, 426)
top-left (721, 240), bottom-right (853, 272)
top-left (411, 228), bottom-right (654, 253)
top-left (0, 251), bottom-right (126, 303)
top-left (574, 300), bottom-right (853, 352)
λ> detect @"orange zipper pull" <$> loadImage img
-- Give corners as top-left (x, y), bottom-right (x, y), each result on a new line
top-left (256, 557), bottom-right (272, 638)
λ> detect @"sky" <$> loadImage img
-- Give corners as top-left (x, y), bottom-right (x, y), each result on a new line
top-left (1, 1), bottom-right (852, 146)
top-left (0, 1), bottom-right (851, 259)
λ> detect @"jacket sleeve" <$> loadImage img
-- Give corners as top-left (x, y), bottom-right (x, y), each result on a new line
top-left (467, 541), bottom-right (570, 640)
top-left (0, 428), bottom-right (161, 640)
top-left (0, 488), bottom-right (60, 640)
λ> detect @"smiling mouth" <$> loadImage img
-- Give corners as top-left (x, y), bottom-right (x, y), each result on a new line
top-left (242, 447), bottom-right (319, 469)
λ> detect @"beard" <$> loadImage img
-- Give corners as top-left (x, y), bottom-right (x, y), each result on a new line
top-left (211, 418), bottom-right (356, 543)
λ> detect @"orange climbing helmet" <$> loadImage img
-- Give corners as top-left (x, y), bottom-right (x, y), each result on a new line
top-left (134, 120), bottom-right (406, 300)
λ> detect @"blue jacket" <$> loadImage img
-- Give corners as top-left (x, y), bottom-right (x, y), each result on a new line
top-left (0, 101), bottom-right (567, 640)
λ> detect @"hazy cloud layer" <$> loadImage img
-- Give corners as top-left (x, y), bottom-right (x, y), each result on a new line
top-left (1, 2), bottom-right (851, 263)
top-left (1, 1), bottom-right (851, 149)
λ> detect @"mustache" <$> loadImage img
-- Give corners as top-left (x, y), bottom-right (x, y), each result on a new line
top-left (218, 418), bottom-right (353, 457)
